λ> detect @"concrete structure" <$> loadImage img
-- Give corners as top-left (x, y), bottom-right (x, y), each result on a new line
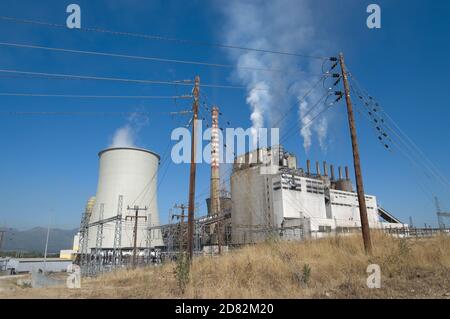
top-left (59, 250), bottom-right (76, 260)
top-left (210, 106), bottom-right (221, 216)
top-left (86, 147), bottom-right (163, 250)
top-left (5, 258), bottom-right (72, 274)
top-left (231, 145), bottom-right (404, 244)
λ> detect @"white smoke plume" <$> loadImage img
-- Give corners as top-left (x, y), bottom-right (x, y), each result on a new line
top-left (219, 0), bottom-right (331, 152)
top-left (110, 111), bottom-right (149, 148)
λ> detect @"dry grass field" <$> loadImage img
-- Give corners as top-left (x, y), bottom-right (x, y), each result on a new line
top-left (1, 232), bottom-right (450, 299)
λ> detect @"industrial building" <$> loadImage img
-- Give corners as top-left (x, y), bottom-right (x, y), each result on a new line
top-left (77, 147), bottom-right (163, 269)
top-left (75, 138), bottom-right (404, 268)
top-left (231, 145), bottom-right (404, 244)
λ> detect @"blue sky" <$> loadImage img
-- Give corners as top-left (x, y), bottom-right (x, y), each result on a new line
top-left (0, 0), bottom-right (449, 230)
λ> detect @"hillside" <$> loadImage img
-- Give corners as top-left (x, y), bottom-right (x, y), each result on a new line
top-left (1, 232), bottom-right (450, 298)
top-left (0, 227), bottom-right (77, 254)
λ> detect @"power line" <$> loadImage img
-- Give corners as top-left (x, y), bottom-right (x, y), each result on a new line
top-left (348, 71), bottom-right (450, 192)
top-left (279, 91), bottom-right (333, 145)
top-left (0, 111), bottom-right (192, 116)
top-left (0, 16), bottom-right (329, 60)
top-left (0, 69), bottom-right (267, 91)
top-left (0, 92), bottom-right (192, 99)
top-left (281, 100), bottom-right (334, 145)
top-left (0, 41), bottom-right (317, 75)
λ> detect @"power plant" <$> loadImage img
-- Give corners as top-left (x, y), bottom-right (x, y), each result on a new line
top-left (75, 124), bottom-right (406, 272)
top-left (77, 147), bottom-right (163, 271)
top-left (230, 145), bottom-right (403, 245)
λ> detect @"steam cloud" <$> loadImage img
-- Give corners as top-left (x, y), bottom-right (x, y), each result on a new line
top-left (219, 0), bottom-right (330, 152)
top-left (110, 112), bottom-right (149, 148)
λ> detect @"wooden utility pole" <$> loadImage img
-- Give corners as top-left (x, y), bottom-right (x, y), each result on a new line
top-left (0, 230), bottom-right (5, 250)
top-left (187, 76), bottom-right (200, 262)
top-left (339, 52), bottom-right (372, 254)
top-left (126, 205), bottom-right (148, 268)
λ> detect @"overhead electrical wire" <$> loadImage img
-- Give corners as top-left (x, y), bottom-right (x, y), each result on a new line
top-left (0, 92), bottom-right (192, 99)
top-left (349, 72), bottom-right (450, 190)
top-left (0, 16), bottom-right (329, 60)
top-left (280, 94), bottom-right (335, 145)
top-left (0, 69), bottom-right (268, 91)
top-left (0, 111), bottom-right (192, 116)
top-left (0, 41), bottom-right (319, 75)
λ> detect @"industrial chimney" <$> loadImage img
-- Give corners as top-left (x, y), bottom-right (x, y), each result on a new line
top-left (210, 106), bottom-right (221, 215)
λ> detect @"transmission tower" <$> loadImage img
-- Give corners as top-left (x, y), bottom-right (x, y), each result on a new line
top-left (113, 195), bottom-right (123, 267)
top-left (435, 196), bottom-right (450, 229)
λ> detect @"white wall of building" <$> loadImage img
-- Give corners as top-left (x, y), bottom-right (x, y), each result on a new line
top-left (231, 160), bottom-right (396, 244)
top-left (88, 147), bottom-right (163, 250)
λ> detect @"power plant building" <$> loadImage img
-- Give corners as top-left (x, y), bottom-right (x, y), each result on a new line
top-left (231, 145), bottom-right (404, 244)
top-left (81, 147), bottom-right (163, 254)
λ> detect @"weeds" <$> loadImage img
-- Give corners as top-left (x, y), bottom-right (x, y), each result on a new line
top-left (174, 253), bottom-right (190, 294)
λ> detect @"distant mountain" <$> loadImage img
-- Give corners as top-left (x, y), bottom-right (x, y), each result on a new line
top-left (0, 227), bottom-right (78, 254)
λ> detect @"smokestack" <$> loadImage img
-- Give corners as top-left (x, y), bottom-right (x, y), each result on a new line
top-left (306, 159), bottom-right (310, 175)
top-left (316, 161), bottom-right (321, 176)
top-left (330, 165), bottom-right (335, 180)
top-left (323, 161), bottom-right (328, 176)
top-left (210, 106), bottom-right (220, 215)
top-left (345, 166), bottom-right (350, 180)
top-left (338, 166), bottom-right (343, 179)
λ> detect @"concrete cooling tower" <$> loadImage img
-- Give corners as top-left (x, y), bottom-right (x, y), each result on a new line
top-left (87, 147), bottom-right (163, 250)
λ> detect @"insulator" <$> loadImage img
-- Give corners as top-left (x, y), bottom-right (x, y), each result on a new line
top-left (369, 96), bottom-right (373, 100)
top-left (374, 119), bottom-right (378, 123)
top-left (333, 78), bottom-right (341, 86)
top-left (219, 112), bottom-right (223, 115)
top-left (227, 121), bottom-right (231, 125)
top-left (224, 143), bottom-right (227, 148)
top-left (365, 102), bottom-right (369, 106)
top-left (385, 144), bottom-right (389, 149)
top-left (378, 136), bottom-right (382, 141)
top-left (368, 111), bottom-right (372, 116)
top-left (330, 62), bottom-right (338, 70)
top-left (376, 126), bottom-right (381, 131)
top-left (381, 119), bottom-right (384, 123)
top-left (329, 57), bottom-right (338, 61)
top-left (359, 95), bottom-right (363, 99)
top-left (332, 73), bottom-right (340, 78)
top-left (335, 91), bottom-right (343, 96)
top-left (373, 108), bottom-right (377, 112)
top-left (383, 133), bottom-right (388, 137)
top-left (220, 127), bottom-right (224, 131)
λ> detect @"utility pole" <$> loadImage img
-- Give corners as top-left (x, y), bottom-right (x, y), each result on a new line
top-left (187, 76), bottom-right (200, 262)
top-left (339, 52), bottom-right (372, 254)
top-left (126, 205), bottom-right (147, 268)
top-left (43, 223), bottom-right (51, 274)
top-left (0, 230), bottom-right (5, 251)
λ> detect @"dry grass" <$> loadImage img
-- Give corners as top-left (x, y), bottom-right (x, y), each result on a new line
top-left (2, 232), bottom-right (450, 299)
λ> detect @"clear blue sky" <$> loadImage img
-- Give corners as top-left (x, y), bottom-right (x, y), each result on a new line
top-left (0, 0), bottom-right (449, 230)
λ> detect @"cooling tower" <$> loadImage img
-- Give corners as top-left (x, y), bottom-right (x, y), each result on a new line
top-left (87, 147), bottom-right (163, 250)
